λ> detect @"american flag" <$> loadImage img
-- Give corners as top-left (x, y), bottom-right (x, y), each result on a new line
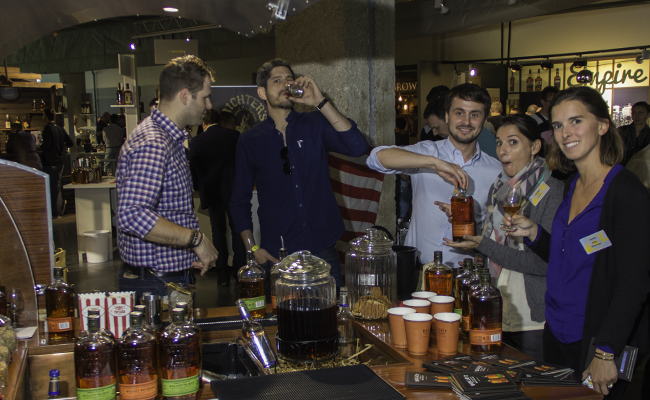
top-left (328, 151), bottom-right (385, 262)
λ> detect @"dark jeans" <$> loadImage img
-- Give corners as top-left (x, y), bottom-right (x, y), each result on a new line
top-left (503, 329), bottom-right (544, 361)
top-left (118, 266), bottom-right (195, 301)
top-left (208, 203), bottom-right (246, 282)
top-left (43, 164), bottom-right (64, 217)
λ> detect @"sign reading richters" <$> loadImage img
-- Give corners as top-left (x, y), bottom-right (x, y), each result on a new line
top-left (154, 39), bottom-right (199, 64)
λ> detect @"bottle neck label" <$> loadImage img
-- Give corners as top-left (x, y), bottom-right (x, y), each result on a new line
top-left (241, 296), bottom-right (265, 312)
top-left (76, 383), bottom-right (116, 400)
top-left (162, 374), bottom-right (200, 397)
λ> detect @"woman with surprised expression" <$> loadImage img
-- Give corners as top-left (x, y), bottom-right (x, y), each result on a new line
top-left (443, 114), bottom-right (563, 362)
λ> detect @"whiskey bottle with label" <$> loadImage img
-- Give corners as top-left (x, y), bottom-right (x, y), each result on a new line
top-left (236, 300), bottom-right (277, 369)
top-left (4, 114), bottom-right (10, 129)
top-left (45, 266), bottom-right (75, 344)
top-left (526, 70), bottom-right (533, 92)
top-left (535, 69), bottom-right (542, 91)
top-left (124, 83), bottom-right (133, 105)
top-left (469, 273), bottom-right (502, 354)
top-left (118, 312), bottom-right (158, 400)
top-left (451, 187), bottom-right (475, 241)
top-left (461, 265), bottom-right (481, 338)
top-left (424, 251), bottom-right (452, 295)
top-left (337, 288), bottom-right (355, 344)
top-left (238, 243), bottom-right (266, 319)
top-left (74, 315), bottom-right (117, 400)
top-left (454, 259), bottom-right (474, 311)
top-left (160, 308), bottom-right (202, 400)
top-left (554, 68), bottom-right (561, 89)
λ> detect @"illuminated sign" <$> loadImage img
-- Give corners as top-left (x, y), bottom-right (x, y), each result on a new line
top-left (567, 59), bottom-right (648, 94)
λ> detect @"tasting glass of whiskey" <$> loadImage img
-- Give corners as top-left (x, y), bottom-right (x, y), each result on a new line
top-left (500, 185), bottom-right (522, 232)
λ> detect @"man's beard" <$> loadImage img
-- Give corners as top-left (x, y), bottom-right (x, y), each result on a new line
top-left (449, 125), bottom-right (480, 144)
top-left (268, 91), bottom-right (294, 110)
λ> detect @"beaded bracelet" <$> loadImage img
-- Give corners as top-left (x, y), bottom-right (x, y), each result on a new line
top-left (186, 229), bottom-right (197, 248)
top-left (193, 232), bottom-right (205, 248)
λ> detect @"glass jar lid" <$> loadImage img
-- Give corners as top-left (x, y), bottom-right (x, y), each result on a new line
top-left (278, 250), bottom-right (331, 281)
top-left (349, 227), bottom-right (393, 254)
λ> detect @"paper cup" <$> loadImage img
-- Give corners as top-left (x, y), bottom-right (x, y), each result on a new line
top-left (412, 291), bottom-right (436, 301)
top-left (388, 307), bottom-right (416, 349)
top-left (430, 295), bottom-right (455, 330)
top-left (434, 312), bottom-right (461, 355)
top-left (403, 313), bottom-right (433, 355)
top-left (402, 299), bottom-right (431, 313)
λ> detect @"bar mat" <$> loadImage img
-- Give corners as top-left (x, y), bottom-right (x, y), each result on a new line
top-left (210, 364), bottom-right (405, 400)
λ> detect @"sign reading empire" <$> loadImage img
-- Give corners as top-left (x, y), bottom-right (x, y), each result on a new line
top-left (567, 59), bottom-right (649, 94)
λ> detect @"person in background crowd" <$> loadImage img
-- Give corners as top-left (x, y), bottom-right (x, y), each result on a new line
top-left (117, 55), bottom-right (218, 299)
top-left (220, 111), bottom-right (237, 130)
top-left (420, 88), bottom-right (450, 142)
top-left (367, 83), bottom-right (501, 270)
top-left (230, 58), bottom-right (369, 292)
top-left (395, 117), bottom-right (409, 146)
top-left (6, 122), bottom-right (42, 170)
top-left (504, 86), bottom-right (650, 398)
top-left (41, 109), bottom-right (74, 218)
top-left (149, 98), bottom-right (158, 113)
top-left (526, 104), bottom-right (539, 116)
top-left (531, 86), bottom-right (560, 145)
top-left (618, 101), bottom-right (650, 165)
top-left (444, 114), bottom-right (562, 361)
top-left (189, 108), bottom-right (246, 286)
top-left (486, 101), bottom-right (504, 132)
top-left (103, 114), bottom-right (125, 176)
top-left (510, 107), bottom-right (520, 115)
top-left (96, 112), bottom-right (110, 144)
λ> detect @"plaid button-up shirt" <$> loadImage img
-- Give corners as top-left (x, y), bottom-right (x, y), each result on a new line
top-left (117, 108), bottom-right (199, 272)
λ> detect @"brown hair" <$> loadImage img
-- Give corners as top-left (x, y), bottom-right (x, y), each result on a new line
top-left (256, 59), bottom-right (295, 89)
top-left (546, 86), bottom-right (624, 173)
top-left (159, 55), bottom-right (213, 102)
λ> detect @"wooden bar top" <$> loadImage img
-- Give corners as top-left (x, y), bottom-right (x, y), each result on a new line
top-left (7, 306), bottom-right (602, 400)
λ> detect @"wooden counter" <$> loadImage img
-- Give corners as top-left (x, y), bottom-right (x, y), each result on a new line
top-left (6, 306), bottom-right (602, 400)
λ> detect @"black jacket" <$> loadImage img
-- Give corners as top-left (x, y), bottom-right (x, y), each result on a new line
top-left (41, 122), bottom-right (73, 167)
top-left (530, 169), bottom-right (650, 370)
top-left (188, 124), bottom-right (240, 209)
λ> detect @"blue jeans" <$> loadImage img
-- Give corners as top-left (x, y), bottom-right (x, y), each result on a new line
top-left (118, 267), bottom-right (195, 302)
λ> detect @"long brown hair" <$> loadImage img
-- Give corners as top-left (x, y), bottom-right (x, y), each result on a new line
top-left (546, 86), bottom-right (624, 173)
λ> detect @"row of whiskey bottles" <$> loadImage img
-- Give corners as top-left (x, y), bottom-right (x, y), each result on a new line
top-left (45, 267), bottom-right (202, 399)
top-left (424, 253), bottom-right (503, 354)
top-left (71, 158), bottom-right (103, 184)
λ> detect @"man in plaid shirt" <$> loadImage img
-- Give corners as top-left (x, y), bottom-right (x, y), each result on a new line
top-left (117, 55), bottom-right (219, 298)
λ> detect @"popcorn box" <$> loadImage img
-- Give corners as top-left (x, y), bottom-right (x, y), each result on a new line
top-left (106, 291), bottom-right (135, 338)
top-left (78, 292), bottom-right (107, 332)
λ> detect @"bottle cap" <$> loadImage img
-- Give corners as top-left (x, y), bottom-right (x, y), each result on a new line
top-left (130, 312), bottom-right (143, 326)
top-left (170, 307), bottom-right (185, 323)
top-left (49, 369), bottom-right (60, 377)
top-left (87, 308), bottom-right (100, 316)
top-left (87, 315), bottom-right (100, 331)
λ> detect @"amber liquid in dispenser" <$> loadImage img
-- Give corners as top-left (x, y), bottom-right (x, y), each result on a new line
top-left (451, 188), bottom-right (475, 241)
top-left (277, 300), bottom-right (339, 362)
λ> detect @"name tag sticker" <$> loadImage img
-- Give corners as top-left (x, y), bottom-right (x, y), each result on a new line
top-left (530, 182), bottom-right (550, 206)
top-left (579, 230), bottom-right (612, 255)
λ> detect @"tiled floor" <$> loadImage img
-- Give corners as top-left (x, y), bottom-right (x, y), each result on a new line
top-left (52, 214), bottom-right (239, 309)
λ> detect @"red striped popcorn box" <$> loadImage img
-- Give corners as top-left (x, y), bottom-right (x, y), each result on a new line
top-left (106, 291), bottom-right (135, 338)
top-left (78, 292), bottom-right (107, 332)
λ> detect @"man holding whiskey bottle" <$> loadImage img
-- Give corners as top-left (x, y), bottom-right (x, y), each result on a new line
top-left (116, 55), bottom-right (218, 299)
top-left (367, 83), bottom-right (501, 269)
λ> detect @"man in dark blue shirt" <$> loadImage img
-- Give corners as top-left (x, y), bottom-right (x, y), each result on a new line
top-left (230, 59), bottom-right (369, 289)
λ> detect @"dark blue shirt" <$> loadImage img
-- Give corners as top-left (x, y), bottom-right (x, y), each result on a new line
top-left (544, 164), bottom-right (623, 344)
top-left (230, 110), bottom-right (369, 258)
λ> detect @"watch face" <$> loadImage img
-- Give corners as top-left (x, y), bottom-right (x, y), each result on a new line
top-left (0, 87), bottom-right (19, 101)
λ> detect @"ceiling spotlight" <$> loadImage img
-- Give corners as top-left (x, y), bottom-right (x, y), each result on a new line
top-left (163, 7), bottom-right (179, 13)
top-left (637, 55), bottom-right (644, 65)
top-left (470, 68), bottom-right (476, 77)
top-left (185, 33), bottom-right (191, 42)
top-left (576, 69), bottom-right (594, 84)
top-left (541, 60), bottom-right (554, 70)
top-left (129, 43), bottom-right (136, 50)
top-left (572, 58), bottom-right (588, 68)
top-left (510, 63), bottom-right (522, 72)
top-left (643, 49), bottom-right (650, 59)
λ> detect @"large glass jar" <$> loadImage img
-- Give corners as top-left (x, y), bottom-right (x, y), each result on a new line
top-left (275, 250), bottom-right (338, 363)
top-left (345, 228), bottom-right (397, 320)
